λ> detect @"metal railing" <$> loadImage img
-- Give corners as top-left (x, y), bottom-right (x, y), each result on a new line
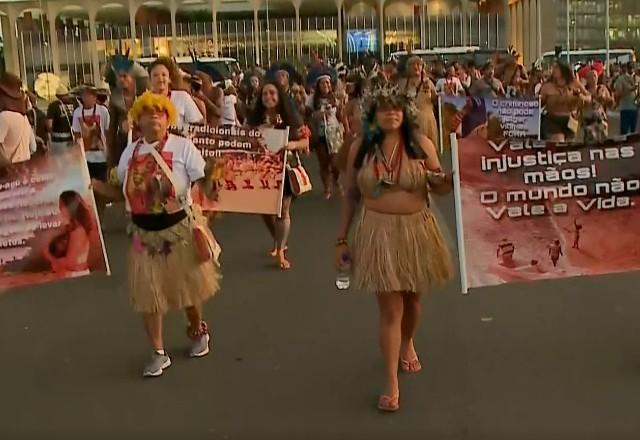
top-left (14, 13), bottom-right (506, 90)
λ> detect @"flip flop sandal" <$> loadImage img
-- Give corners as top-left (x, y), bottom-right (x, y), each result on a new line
top-left (400, 357), bottom-right (422, 373)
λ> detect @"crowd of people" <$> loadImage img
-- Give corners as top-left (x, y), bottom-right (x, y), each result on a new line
top-left (0, 46), bottom-right (639, 412)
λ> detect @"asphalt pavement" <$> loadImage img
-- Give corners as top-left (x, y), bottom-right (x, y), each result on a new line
top-left (1, 161), bottom-right (639, 440)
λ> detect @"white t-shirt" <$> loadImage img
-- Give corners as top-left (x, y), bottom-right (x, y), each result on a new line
top-left (117, 134), bottom-right (205, 210)
top-left (170, 90), bottom-right (204, 129)
top-left (436, 77), bottom-right (466, 96)
top-left (71, 105), bottom-right (110, 163)
top-left (221, 94), bottom-right (238, 126)
top-left (0, 111), bottom-right (36, 163)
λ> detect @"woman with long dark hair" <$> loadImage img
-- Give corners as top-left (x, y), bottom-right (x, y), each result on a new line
top-left (335, 83), bottom-right (453, 412)
top-left (45, 191), bottom-right (94, 274)
top-left (540, 61), bottom-right (591, 142)
top-left (307, 75), bottom-right (343, 199)
top-left (248, 80), bottom-right (310, 270)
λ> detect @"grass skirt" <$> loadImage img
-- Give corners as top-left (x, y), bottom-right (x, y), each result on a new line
top-left (353, 206), bottom-right (453, 293)
top-left (128, 217), bottom-right (220, 314)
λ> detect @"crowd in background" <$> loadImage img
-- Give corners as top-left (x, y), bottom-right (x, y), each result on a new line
top-left (2, 48), bottom-right (640, 169)
top-left (0, 48), bottom-right (639, 404)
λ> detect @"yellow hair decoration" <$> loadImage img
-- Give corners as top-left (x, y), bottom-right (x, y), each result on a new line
top-left (128, 91), bottom-right (178, 126)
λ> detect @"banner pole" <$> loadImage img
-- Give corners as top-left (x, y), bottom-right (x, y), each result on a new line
top-left (450, 133), bottom-right (468, 294)
top-left (438, 95), bottom-right (444, 156)
top-left (538, 96), bottom-right (542, 141)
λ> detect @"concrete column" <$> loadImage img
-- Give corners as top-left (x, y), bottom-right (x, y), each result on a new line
top-left (88, 3), bottom-right (101, 85)
top-left (528, 0), bottom-right (538, 66)
top-left (461, 0), bottom-right (469, 45)
top-left (510, 4), bottom-right (516, 48)
top-left (515, 0), bottom-right (523, 58)
top-left (378, 0), bottom-right (385, 61)
top-left (46, 2), bottom-right (61, 76)
top-left (523, 0), bottom-right (530, 65)
top-left (211, 0), bottom-right (219, 57)
top-left (503, 0), bottom-right (511, 50)
top-left (169, 0), bottom-right (178, 57)
top-left (252, 0), bottom-right (261, 66)
top-left (420, 0), bottom-right (427, 49)
top-left (293, 1), bottom-right (301, 59)
top-left (336, 0), bottom-right (344, 61)
top-left (1, 8), bottom-right (20, 76)
top-left (128, 0), bottom-right (138, 57)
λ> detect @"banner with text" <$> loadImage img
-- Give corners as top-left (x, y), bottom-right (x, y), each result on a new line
top-left (455, 135), bottom-right (640, 290)
top-left (0, 145), bottom-right (110, 290)
top-left (189, 125), bottom-right (288, 215)
top-left (440, 96), bottom-right (541, 151)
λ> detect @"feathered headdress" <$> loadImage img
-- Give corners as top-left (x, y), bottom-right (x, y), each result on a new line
top-left (266, 62), bottom-right (304, 85)
top-left (111, 48), bottom-right (135, 73)
top-left (361, 80), bottom-right (419, 124)
top-left (104, 46), bottom-right (148, 91)
top-left (507, 45), bottom-right (520, 60)
top-left (306, 64), bottom-right (337, 88)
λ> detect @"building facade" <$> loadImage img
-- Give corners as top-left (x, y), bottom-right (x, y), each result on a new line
top-left (507, 0), bottom-right (639, 67)
top-left (0, 0), bottom-right (512, 88)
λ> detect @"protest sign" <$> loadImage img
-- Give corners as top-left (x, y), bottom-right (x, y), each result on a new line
top-left (189, 125), bottom-right (288, 215)
top-left (440, 96), bottom-right (541, 152)
top-left (452, 134), bottom-right (640, 292)
top-left (0, 144), bottom-right (110, 290)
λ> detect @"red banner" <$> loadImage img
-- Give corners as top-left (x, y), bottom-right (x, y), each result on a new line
top-left (189, 125), bottom-right (288, 215)
top-left (453, 134), bottom-right (640, 292)
top-left (0, 144), bottom-right (110, 290)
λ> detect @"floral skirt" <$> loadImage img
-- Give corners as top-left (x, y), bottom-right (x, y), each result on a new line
top-left (353, 207), bottom-right (453, 293)
top-left (128, 217), bottom-right (220, 314)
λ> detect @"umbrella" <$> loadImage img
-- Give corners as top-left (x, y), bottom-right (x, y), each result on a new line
top-left (34, 73), bottom-right (62, 101)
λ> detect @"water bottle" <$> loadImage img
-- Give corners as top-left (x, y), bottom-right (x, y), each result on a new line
top-left (335, 253), bottom-right (351, 291)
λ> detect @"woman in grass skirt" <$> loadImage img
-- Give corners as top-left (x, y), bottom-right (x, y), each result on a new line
top-left (335, 82), bottom-right (454, 412)
top-left (93, 92), bottom-right (220, 378)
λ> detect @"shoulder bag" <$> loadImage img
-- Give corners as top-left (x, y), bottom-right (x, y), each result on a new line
top-left (287, 152), bottom-right (312, 195)
top-left (146, 143), bottom-right (221, 265)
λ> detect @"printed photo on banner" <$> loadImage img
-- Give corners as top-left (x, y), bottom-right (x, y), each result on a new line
top-left (440, 96), bottom-right (541, 151)
top-left (188, 125), bottom-right (289, 215)
top-left (453, 133), bottom-right (640, 291)
top-left (0, 143), bottom-right (110, 291)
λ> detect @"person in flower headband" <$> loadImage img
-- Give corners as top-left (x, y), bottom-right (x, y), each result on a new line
top-left (93, 91), bottom-right (220, 378)
top-left (307, 72), bottom-right (344, 199)
top-left (335, 81), bottom-right (454, 412)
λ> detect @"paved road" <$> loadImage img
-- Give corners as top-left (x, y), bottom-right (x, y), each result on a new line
top-left (1, 162), bottom-right (640, 440)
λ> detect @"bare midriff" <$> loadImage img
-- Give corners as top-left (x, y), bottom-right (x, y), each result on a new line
top-left (363, 189), bottom-right (427, 215)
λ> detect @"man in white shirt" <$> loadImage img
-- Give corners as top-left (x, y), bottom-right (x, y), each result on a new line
top-left (0, 72), bottom-right (36, 164)
top-left (71, 84), bottom-right (110, 181)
